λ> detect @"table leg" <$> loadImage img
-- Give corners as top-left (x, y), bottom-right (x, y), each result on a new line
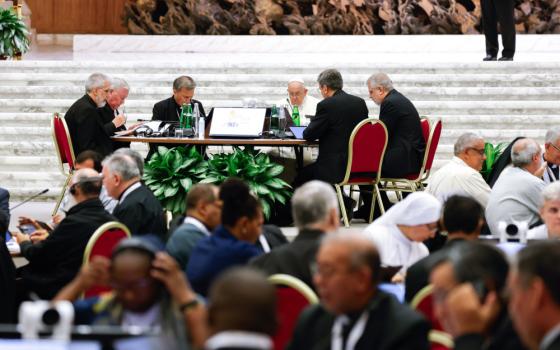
top-left (295, 146), bottom-right (304, 170)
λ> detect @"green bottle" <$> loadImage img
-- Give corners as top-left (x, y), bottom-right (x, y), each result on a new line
top-left (185, 103), bottom-right (193, 129)
top-left (180, 103), bottom-right (187, 129)
top-left (270, 104), bottom-right (279, 132)
top-left (292, 105), bottom-right (301, 126)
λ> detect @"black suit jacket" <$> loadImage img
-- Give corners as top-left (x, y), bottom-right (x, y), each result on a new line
top-left (64, 94), bottom-right (114, 157)
top-left (287, 290), bottom-right (430, 350)
top-left (257, 224), bottom-right (288, 252)
top-left (544, 333), bottom-right (560, 350)
top-left (0, 187), bottom-right (9, 223)
top-left (99, 104), bottom-right (130, 150)
top-left (112, 184), bottom-right (167, 240)
top-left (379, 89), bottom-right (425, 177)
top-left (19, 198), bottom-right (116, 299)
top-left (404, 239), bottom-right (467, 303)
top-left (152, 96), bottom-right (206, 123)
top-left (0, 232), bottom-right (16, 323)
top-left (303, 90), bottom-right (368, 184)
top-left (250, 229), bottom-right (323, 289)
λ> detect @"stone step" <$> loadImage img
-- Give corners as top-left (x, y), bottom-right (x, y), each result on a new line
top-left (4, 59), bottom-right (560, 74)
top-left (1, 73), bottom-right (559, 88)
top-left (1, 86), bottom-right (560, 101)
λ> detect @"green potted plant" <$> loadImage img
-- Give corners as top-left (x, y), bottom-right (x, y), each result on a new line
top-left (480, 141), bottom-right (509, 182)
top-left (0, 7), bottom-right (30, 60)
top-left (201, 147), bottom-right (292, 219)
top-left (143, 146), bottom-right (208, 214)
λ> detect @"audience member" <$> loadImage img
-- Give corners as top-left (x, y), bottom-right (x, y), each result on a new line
top-left (103, 153), bottom-right (166, 238)
top-left (355, 73), bottom-right (426, 219)
top-left (205, 268), bottom-right (277, 350)
top-left (363, 192), bottom-right (441, 281)
top-left (481, 0), bottom-right (515, 61)
top-left (543, 127), bottom-right (560, 183)
top-left (0, 210), bottom-right (16, 323)
top-left (294, 69), bottom-right (368, 215)
top-left (256, 224), bottom-right (288, 253)
top-left (282, 77), bottom-right (320, 124)
top-left (148, 76), bottom-right (206, 159)
top-left (486, 138), bottom-right (546, 235)
top-left (528, 182), bottom-right (560, 240)
top-left (508, 241), bottom-right (560, 350)
top-left (100, 77), bottom-right (130, 150)
top-left (64, 73), bottom-right (113, 157)
top-left (166, 183), bottom-right (222, 271)
top-left (114, 147), bottom-right (145, 176)
top-left (251, 180), bottom-right (339, 288)
top-left (430, 242), bottom-right (526, 350)
top-left (427, 132), bottom-right (491, 207)
top-left (288, 232), bottom-right (430, 350)
top-left (14, 169), bottom-right (115, 299)
top-left (405, 195), bottom-right (484, 303)
top-left (187, 178), bottom-right (263, 296)
top-left (54, 236), bottom-right (207, 350)
top-left (0, 186), bottom-right (9, 223)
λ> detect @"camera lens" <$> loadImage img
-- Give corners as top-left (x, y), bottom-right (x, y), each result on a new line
top-left (42, 308), bottom-right (60, 326)
top-left (505, 224), bottom-right (519, 236)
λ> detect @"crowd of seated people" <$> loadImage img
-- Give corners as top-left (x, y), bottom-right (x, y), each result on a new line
top-left (6, 69), bottom-right (560, 350)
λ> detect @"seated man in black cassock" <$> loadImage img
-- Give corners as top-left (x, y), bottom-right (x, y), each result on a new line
top-left (287, 232), bottom-right (430, 350)
top-left (147, 75), bottom-right (206, 160)
top-left (102, 153), bottom-right (166, 239)
top-left (293, 69), bottom-right (368, 214)
top-left (64, 73), bottom-right (114, 158)
top-left (355, 73), bottom-right (426, 219)
top-left (99, 77), bottom-right (130, 150)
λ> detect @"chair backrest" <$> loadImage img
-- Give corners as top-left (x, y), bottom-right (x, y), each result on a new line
top-left (420, 117), bottom-right (430, 142)
top-left (429, 330), bottom-right (454, 350)
top-left (410, 284), bottom-right (444, 331)
top-left (410, 118), bottom-right (442, 182)
top-left (51, 112), bottom-right (76, 174)
top-left (82, 221), bottom-right (131, 298)
top-left (341, 119), bottom-right (388, 184)
top-left (268, 274), bottom-right (319, 350)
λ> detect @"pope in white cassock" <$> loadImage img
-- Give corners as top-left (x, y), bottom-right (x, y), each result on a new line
top-left (363, 192), bottom-right (442, 282)
top-left (280, 77), bottom-right (320, 125)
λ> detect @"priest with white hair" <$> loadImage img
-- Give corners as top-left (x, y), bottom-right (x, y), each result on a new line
top-left (363, 192), bottom-right (442, 281)
top-left (281, 77), bottom-right (320, 125)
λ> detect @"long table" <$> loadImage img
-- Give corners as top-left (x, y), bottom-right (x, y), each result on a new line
top-left (112, 136), bottom-right (317, 169)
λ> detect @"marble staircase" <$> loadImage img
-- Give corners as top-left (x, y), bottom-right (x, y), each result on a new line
top-left (2, 35), bottom-right (560, 201)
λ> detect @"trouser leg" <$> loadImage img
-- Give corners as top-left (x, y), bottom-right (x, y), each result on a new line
top-left (495, 0), bottom-right (516, 58)
top-left (481, 0), bottom-right (499, 57)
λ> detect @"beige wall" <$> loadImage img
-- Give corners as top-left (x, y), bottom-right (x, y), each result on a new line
top-left (26, 0), bottom-right (127, 34)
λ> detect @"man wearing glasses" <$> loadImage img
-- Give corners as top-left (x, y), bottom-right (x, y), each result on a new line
top-left (65, 73), bottom-right (114, 157)
top-left (543, 127), bottom-right (560, 184)
top-left (426, 132), bottom-right (491, 207)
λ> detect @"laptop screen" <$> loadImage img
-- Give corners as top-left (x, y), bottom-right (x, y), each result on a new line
top-left (289, 126), bottom-right (306, 139)
top-left (209, 107), bottom-right (266, 138)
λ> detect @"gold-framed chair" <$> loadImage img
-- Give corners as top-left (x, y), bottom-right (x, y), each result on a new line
top-left (51, 112), bottom-right (76, 215)
top-left (82, 221), bottom-right (131, 298)
top-left (335, 119), bottom-right (389, 227)
top-left (380, 118), bottom-right (442, 198)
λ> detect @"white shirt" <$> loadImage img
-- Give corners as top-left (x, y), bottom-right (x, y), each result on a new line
top-left (426, 156), bottom-right (491, 207)
top-left (183, 216), bottom-right (210, 236)
top-left (205, 331), bottom-right (273, 350)
top-left (122, 303), bottom-right (161, 329)
top-left (528, 224), bottom-right (549, 240)
top-left (363, 224), bottom-right (429, 274)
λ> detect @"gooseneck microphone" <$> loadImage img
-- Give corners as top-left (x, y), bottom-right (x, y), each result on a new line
top-left (9, 189), bottom-right (49, 211)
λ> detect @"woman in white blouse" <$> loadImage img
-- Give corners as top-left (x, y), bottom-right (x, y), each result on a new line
top-left (363, 192), bottom-right (442, 282)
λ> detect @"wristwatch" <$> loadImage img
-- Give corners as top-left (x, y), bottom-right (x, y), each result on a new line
top-left (179, 298), bottom-right (200, 312)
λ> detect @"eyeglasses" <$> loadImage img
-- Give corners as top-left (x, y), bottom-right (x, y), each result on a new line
top-left (467, 148), bottom-right (486, 156)
top-left (550, 142), bottom-right (560, 152)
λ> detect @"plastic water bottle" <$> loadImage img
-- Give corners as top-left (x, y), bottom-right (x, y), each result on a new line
top-left (278, 106), bottom-right (287, 138)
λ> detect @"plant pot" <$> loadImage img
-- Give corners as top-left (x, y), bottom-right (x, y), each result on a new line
top-left (0, 55), bottom-right (7, 60)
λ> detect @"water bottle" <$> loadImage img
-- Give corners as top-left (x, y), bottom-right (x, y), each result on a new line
top-left (270, 104), bottom-right (279, 134)
top-left (195, 104), bottom-right (205, 139)
top-left (278, 106), bottom-right (287, 138)
top-left (292, 105), bottom-right (301, 126)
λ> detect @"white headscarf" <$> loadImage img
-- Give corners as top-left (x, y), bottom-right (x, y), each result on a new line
top-left (373, 192), bottom-right (442, 227)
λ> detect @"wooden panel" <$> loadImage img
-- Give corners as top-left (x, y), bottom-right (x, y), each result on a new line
top-left (26, 0), bottom-right (127, 34)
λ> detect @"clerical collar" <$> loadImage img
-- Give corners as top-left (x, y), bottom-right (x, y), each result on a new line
top-left (118, 181), bottom-right (141, 204)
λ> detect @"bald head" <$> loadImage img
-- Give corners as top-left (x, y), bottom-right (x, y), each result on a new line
top-left (208, 268), bottom-right (277, 336)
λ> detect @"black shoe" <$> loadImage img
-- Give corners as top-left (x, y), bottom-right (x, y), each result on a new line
top-left (483, 55), bottom-right (497, 61)
top-left (498, 56), bottom-right (513, 61)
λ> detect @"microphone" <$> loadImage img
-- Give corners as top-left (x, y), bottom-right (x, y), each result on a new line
top-left (286, 98), bottom-right (293, 113)
top-left (9, 189), bottom-right (49, 211)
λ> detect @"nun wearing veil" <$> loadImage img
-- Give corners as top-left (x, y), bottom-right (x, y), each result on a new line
top-left (363, 192), bottom-right (442, 281)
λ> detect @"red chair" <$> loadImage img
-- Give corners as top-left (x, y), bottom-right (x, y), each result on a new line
top-left (82, 222), bottom-right (131, 298)
top-left (429, 330), bottom-right (454, 350)
top-left (410, 284), bottom-right (444, 331)
top-left (335, 119), bottom-right (389, 227)
top-left (51, 112), bottom-right (76, 215)
top-left (381, 118), bottom-right (442, 196)
top-left (268, 274), bottom-right (319, 350)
